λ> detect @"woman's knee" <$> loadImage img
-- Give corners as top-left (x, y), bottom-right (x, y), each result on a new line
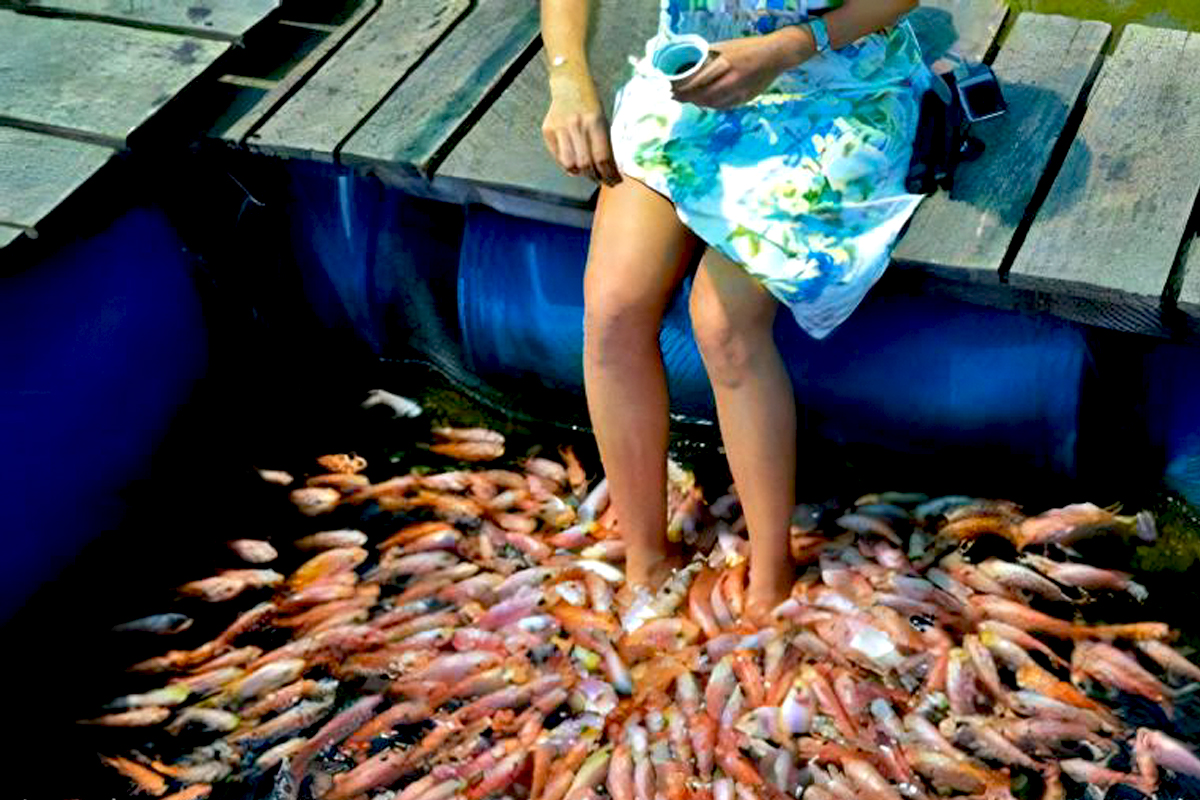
top-left (689, 268), bottom-right (777, 388)
top-left (583, 187), bottom-right (694, 366)
top-left (583, 280), bottom-right (669, 365)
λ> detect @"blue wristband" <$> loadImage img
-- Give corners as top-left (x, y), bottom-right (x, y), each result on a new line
top-left (806, 18), bottom-right (831, 54)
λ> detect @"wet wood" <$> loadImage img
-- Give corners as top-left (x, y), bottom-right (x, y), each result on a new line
top-left (6, 0), bottom-right (280, 41)
top-left (217, 0), bottom-right (379, 145)
top-left (248, 0), bottom-right (472, 162)
top-left (0, 10), bottom-right (228, 147)
top-left (340, 0), bottom-right (541, 177)
top-left (0, 128), bottom-right (114, 238)
top-left (1007, 25), bottom-right (1200, 335)
top-left (894, 14), bottom-right (1110, 281)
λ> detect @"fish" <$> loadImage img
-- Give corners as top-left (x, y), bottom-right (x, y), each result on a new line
top-left (228, 539), bottom-right (279, 563)
top-left (98, 755), bottom-right (168, 796)
top-left (94, 450), bottom-right (1188, 800)
top-left (257, 468), bottom-right (295, 486)
top-left (161, 786), bottom-right (212, 800)
top-left (165, 708), bottom-right (241, 736)
top-left (105, 684), bottom-right (191, 710)
top-left (429, 440), bottom-right (505, 461)
top-left (363, 389), bottom-right (423, 418)
top-left (317, 453), bottom-right (368, 474)
top-left (112, 613), bottom-right (193, 635)
top-left (289, 486), bottom-right (342, 516)
top-left (177, 575), bottom-right (248, 602)
top-left (79, 707), bottom-right (172, 727)
top-left (295, 529), bottom-right (369, 551)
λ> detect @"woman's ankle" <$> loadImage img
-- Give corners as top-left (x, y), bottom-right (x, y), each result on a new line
top-left (625, 542), bottom-right (683, 589)
top-left (746, 559), bottom-right (794, 625)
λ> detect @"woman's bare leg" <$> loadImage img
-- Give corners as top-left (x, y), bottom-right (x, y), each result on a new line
top-left (584, 178), bottom-right (699, 590)
top-left (689, 247), bottom-right (797, 624)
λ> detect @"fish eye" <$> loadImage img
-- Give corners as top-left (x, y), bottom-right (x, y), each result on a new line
top-left (909, 614), bottom-right (934, 632)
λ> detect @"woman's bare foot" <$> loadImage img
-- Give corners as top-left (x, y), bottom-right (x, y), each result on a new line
top-left (619, 548), bottom-right (685, 609)
top-left (745, 563), bottom-right (793, 628)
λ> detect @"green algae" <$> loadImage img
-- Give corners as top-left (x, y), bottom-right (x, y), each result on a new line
top-left (1134, 492), bottom-right (1200, 572)
top-left (1005, 0), bottom-right (1200, 41)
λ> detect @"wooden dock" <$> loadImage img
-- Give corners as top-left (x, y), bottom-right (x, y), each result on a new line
top-left (3, 0), bottom-right (1200, 340)
top-left (0, 0), bottom-right (282, 243)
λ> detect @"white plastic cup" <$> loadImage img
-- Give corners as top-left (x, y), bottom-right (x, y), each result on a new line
top-left (648, 34), bottom-right (710, 83)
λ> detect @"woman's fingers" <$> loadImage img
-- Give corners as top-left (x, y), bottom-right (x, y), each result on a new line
top-left (554, 127), bottom-right (582, 176)
top-left (542, 124), bottom-right (561, 163)
top-left (690, 77), bottom-right (744, 109)
top-left (586, 122), bottom-right (622, 186)
top-left (544, 104), bottom-right (616, 183)
top-left (672, 55), bottom-right (729, 100)
top-left (570, 124), bottom-right (600, 183)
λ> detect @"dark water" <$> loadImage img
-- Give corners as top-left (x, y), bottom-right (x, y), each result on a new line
top-left (9, 357), bottom-right (1200, 799)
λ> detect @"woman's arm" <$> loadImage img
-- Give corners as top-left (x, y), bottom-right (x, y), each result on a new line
top-left (776, 0), bottom-right (919, 59)
top-left (674, 0), bottom-right (919, 109)
top-left (540, 0), bottom-right (621, 185)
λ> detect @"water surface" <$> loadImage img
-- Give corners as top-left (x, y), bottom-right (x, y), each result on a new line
top-left (1006, 0), bottom-right (1200, 39)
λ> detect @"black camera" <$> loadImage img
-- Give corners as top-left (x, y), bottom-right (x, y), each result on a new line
top-left (904, 61), bottom-right (1006, 194)
top-left (954, 62), bottom-right (1007, 124)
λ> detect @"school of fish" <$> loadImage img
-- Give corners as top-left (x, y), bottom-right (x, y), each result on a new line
top-left (88, 426), bottom-right (1200, 800)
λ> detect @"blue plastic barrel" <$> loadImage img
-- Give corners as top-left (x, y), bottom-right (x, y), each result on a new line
top-left (457, 206), bottom-right (1089, 475)
top-left (0, 206), bottom-right (208, 623)
top-left (457, 205), bottom-right (712, 419)
top-left (1144, 342), bottom-right (1200, 506)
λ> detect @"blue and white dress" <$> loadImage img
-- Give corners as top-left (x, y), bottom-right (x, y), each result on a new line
top-left (610, 0), bottom-right (933, 338)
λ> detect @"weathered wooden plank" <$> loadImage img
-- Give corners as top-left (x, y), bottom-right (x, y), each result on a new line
top-left (3, 0), bottom-right (280, 41)
top-left (436, 0), bottom-right (1008, 217)
top-left (435, 0), bottom-right (659, 206)
top-left (894, 14), bottom-right (1110, 281)
top-left (248, 0), bottom-right (471, 162)
top-left (340, 0), bottom-right (541, 176)
top-left (909, 0), bottom-right (1008, 65)
top-left (0, 128), bottom-right (114, 232)
top-left (1007, 25), bottom-right (1200, 334)
top-left (0, 11), bottom-right (228, 147)
top-left (217, 0), bottom-right (379, 145)
top-left (1174, 236), bottom-right (1200, 330)
top-left (0, 224), bottom-right (25, 249)
top-left (0, 223), bottom-right (24, 243)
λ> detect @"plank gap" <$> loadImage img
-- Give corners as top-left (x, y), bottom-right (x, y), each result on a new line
top-left (997, 41), bottom-right (1109, 282)
top-left (0, 116), bottom-right (124, 149)
top-left (331, 0), bottom-right (481, 165)
top-left (1162, 191), bottom-right (1200, 305)
top-left (275, 19), bottom-right (339, 33)
top-left (220, 0), bottom-right (382, 145)
top-left (0, 220), bottom-right (36, 236)
top-left (340, 0), bottom-right (542, 177)
top-left (1006, 24), bottom-right (1200, 335)
top-left (893, 14), bottom-right (1109, 285)
top-left (248, 0), bottom-right (473, 160)
top-left (218, 74), bottom-right (280, 90)
top-left (2, 5), bottom-right (245, 42)
top-left (416, 33), bottom-right (545, 178)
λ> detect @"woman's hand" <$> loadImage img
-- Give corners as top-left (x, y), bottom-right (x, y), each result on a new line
top-left (541, 74), bottom-right (622, 186)
top-left (672, 31), bottom-right (810, 109)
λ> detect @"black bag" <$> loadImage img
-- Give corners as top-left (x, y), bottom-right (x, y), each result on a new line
top-left (905, 70), bottom-right (991, 195)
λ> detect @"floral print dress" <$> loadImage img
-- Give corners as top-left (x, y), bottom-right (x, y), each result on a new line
top-left (610, 0), bottom-right (933, 339)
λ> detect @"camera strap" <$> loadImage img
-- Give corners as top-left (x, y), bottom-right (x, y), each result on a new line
top-left (906, 68), bottom-right (980, 194)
